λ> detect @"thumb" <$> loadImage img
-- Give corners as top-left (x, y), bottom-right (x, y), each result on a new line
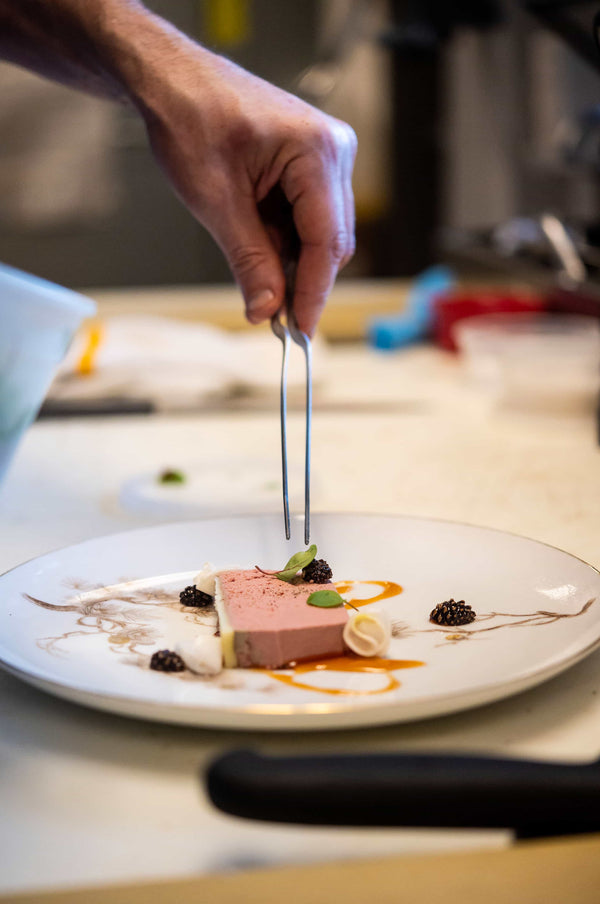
top-left (214, 200), bottom-right (286, 324)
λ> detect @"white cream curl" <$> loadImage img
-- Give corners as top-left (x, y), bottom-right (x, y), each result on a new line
top-left (343, 608), bottom-right (391, 657)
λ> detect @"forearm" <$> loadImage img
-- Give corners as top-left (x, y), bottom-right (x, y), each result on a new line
top-left (0, 0), bottom-right (177, 105)
top-left (0, 0), bottom-right (235, 138)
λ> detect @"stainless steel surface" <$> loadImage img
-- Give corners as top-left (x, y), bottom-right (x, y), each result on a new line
top-left (270, 263), bottom-right (313, 546)
top-left (539, 213), bottom-right (587, 286)
top-left (286, 288), bottom-right (313, 547)
top-left (270, 310), bottom-right (291, 540)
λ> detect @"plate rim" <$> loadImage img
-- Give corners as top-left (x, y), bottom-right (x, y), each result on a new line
top-left (3, 637), bottom-right (600, 730)
top-left (2, 510), bottom-right (599, 581)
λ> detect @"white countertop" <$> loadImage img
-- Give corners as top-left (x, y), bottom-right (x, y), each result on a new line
top-left (2, 338), bottom-right (600, 895)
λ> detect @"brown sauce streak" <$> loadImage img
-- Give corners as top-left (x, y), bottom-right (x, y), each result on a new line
top-left (335, 580), bottom-right (403, 607)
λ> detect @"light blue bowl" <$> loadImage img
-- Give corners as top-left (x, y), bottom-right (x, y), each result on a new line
top-left (0, 263), bottom-right (96, 484)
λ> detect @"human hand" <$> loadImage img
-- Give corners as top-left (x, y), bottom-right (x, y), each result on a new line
top-left (138, 41), bottom-right (357, 336)
top-left (0, 1), bottom-right (356, 334)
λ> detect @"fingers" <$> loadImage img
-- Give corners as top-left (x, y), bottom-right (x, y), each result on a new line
top-left (282, 122), bottom-right (357, 336)
top-left (210, 196), bottom-right (286, 325)
top-left (292, 241), bottom-right (341, 337)
top-left (141, 40), bottom-right (357, 334)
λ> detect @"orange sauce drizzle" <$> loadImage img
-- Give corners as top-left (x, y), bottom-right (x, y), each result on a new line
top-left (265, 655), bottom-right (424, 697)
top-left (261, 579), bottom-right (420, 697)
top-left (335, 579), bottom-right (403, 607)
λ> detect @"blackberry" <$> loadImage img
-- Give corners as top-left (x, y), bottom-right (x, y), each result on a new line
top-left (302, 558), bottom-right (333, 584)
top-left (430, 599), bottom-right (475, 627)
top-left (150, 649), bottom-right (185, 672)
top-left (179, 585), bottom-right (213, 607)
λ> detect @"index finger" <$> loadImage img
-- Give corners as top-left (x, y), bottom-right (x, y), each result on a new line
top-left (282, 147), bottom-right (355, 336)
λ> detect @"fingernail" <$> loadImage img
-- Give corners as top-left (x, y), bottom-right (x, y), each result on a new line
top-left (247, 289), bottom-right (275, 322)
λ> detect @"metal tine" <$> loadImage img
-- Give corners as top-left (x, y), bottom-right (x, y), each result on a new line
top-left (284, 263), bottom-right (312, 547)
top-left (270, 309), bottom-right (291, 540)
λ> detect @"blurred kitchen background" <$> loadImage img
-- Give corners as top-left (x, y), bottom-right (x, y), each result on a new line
top-left (3, 0), bottom-right (600, 295)
top-left (3, 0), bottom-right (600, 564)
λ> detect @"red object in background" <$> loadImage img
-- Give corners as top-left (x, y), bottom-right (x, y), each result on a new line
top-left (545, 288), bottom-right (600, 319)
top-left (432, 290), bottom-right (545, 351)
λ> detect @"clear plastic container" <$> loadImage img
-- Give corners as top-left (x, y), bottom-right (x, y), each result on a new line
top-left (0, 263), bottom-right (95, 483)
top-left (453, 313), bottom-right (600, 412)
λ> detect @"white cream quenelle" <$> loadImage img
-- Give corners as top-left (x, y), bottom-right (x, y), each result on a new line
top-left (343, 608), bottom-right (392, 657)
top-left (193, 562), bottom-right (217, 596)
top-left (175, 635), bottom-right (223, 676)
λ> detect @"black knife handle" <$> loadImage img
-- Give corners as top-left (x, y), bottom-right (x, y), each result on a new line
top-left (206, 749), bottom-right (600, 837)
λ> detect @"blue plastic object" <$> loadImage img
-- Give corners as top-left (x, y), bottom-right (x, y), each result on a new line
top-left (368, 265), bottom-right (455, 351)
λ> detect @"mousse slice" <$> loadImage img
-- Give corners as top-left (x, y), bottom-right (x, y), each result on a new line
top-left (215, 569), bottom-right (348, 669)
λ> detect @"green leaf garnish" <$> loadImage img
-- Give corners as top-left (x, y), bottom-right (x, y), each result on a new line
top-left (255, 545), bottom-right (318, 582)
top-left (158, 468), bottom-right (186, 484)
top-left (276, 544), bottom-right (317, 582)
top-left (281, 544), bottom-right (317, 573)
top-left (307, 590), bottom-right (346, 608)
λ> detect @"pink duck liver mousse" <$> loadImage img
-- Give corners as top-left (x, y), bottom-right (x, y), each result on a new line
top-left (218, 569), bottom-right (348, 669)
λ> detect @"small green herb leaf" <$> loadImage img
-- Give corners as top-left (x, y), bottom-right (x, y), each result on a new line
top-left (307, 590), bottom-right (346, 608)
top-left (158, 468), bottom-right (186, 484)
top-left (282, 544), bottom-right (317, 573)
top-left (276, 544), bottom-right (317, 583)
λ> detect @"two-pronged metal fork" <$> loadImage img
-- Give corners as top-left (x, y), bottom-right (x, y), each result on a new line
top-left (270, 262), bottom-right (312, 545)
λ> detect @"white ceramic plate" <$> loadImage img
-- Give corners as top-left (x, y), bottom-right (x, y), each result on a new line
top-left (1, 514), bottom-right (599, 731)
top-left (119, 457), bottom-right (318, 518)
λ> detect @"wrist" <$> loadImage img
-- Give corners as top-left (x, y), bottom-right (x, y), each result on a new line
top-left (0, 0), bottom-right (149, 100)
top-left (72, 0), bottom-right (160, 106)
top-left (91, 2), bottom-right (216, 120)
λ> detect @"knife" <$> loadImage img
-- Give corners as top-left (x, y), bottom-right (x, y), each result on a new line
top-left (206, 748), bottom-right (600, 838)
